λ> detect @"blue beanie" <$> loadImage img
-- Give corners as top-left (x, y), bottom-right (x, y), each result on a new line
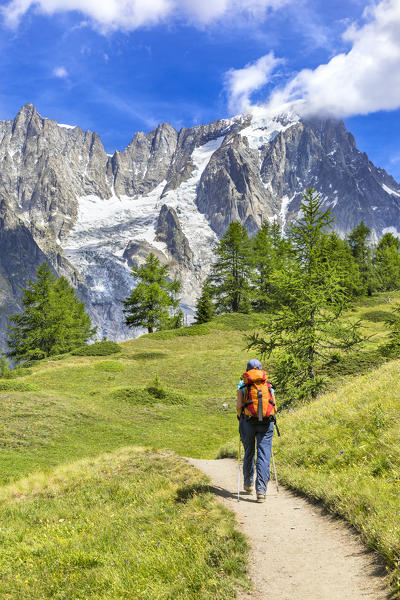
top-left (246, 358), bottom-right (262, 370)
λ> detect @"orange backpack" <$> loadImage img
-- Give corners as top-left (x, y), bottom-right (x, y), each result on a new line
top-left (242, 368), bottom-right (276, 421)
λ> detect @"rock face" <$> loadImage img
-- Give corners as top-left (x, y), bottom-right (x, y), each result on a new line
top-left (155, 205), bottom-right (193, 267)
top-left (197, 133), bottom-right (271, 236)
top-left (0, 103), bottom-right (399, 346)
top-left (123, 240), bottom-right (168, 269)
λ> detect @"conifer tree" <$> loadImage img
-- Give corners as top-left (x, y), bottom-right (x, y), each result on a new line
top-left (0, 352), bottom-right (9, 377)
top-left (347, 221), bottom-right (377, 295)
top-left (209, 222), bottom-right (253, 313)
top-left (194, 281), bottom-right (215, 324)
top-left (7, 263), bottom-right (95, 362)
top-left (123, 253), bottom-right (181, 333)
top-left (322, 233), bottom-right (363, 298)
top-left (248, 190), bottom-right (362, 403)
top-left (50, 276), bottom-right (96, 354)
top-left (160, 309), bottom-right (184, 330)
top-left (251, 221), bottom-right (293, 311)
top-left (374, 233), bottom-right (400, 291)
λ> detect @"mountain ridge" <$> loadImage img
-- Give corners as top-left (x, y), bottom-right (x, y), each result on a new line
top-left (0, 103), bottom-right (399, 345)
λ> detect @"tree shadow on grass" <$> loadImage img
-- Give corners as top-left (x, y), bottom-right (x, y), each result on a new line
top-left (175, 483), bottom-right (211, 503)
top-left (132, 352), bottom-right (168, 360)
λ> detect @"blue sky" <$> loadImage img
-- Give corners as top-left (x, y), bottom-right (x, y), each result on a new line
top-left (1, 0), bottom-right (400, 180)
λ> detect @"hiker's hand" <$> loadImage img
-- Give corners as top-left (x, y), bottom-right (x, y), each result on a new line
top-left (237, 415), bottom-right (240, 421)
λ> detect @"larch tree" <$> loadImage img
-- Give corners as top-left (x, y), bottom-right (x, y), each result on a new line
top-left (248, 189), bottom-right (362, 404)
top-left (209, 221), bottom-right (253, 314)
top-left (374, 232), bottom-right (400, 291)
top-left (194, 280), bottom-right (215, 324)
top-left (7, 263), bottom-right (96, 362)
top-left (347, 221), bottom-right (377, 295)
top-left (122, 253), bottom-right (181, 333)
top-left (251, 221), bottom-right (294, 311)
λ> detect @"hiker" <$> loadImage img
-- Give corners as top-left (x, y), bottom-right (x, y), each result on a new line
top-left (237, 359), bottom-right (277, 503)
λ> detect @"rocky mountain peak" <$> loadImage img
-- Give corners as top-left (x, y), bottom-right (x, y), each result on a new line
top-left (0, 103), bottom-right (399, 345)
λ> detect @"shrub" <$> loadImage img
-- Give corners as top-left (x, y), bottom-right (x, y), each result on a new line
top-left (131, 351), bottom-right (167, 360)
top-left (72, 341), bottom-right (121, 356)
top-left (110, 387), bottom-right (150, 405)
top-left (4, 368), bottom-right (33, 378)
top-left (45, 354), bottom-right (70, 362)
top-left (110, 378), bottom-right (187, 406)
top-left (21, 360), bottom-right (38, 368)
top-left (0, 381), bottom-right (38, 392)
top-left (146, 375), bottom-right (167, 399)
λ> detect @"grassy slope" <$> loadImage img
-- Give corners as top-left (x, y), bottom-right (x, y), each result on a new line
top-left (0, 295), bottom-right (399, 597)
top-left (0, 447), bottom-right (248, 599)
top-left (0, 315), bottom-right (267, 486)
top-left (0, 315), bottom-right (260, 599)
top-left (276, 359), bottom-right (400, 594)
top-left (2, 298), bottom-right (394, 485)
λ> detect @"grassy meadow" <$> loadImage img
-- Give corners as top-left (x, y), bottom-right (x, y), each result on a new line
top-left (0, 448), bottom-right (248, 599)
top-left (0, 293), bottom-right (399, 597)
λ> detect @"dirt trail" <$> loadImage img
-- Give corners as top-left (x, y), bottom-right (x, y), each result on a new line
top-left (187, 458), bottom-right (389, 600)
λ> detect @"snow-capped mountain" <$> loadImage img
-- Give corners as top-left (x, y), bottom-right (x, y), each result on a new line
top-left (1, 103), bottom-right (400, 345)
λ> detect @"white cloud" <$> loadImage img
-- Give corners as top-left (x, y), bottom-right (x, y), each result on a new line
top-left (266, 0), bottom-right (400, 118)
top-left (53, 66), bottom-right (68, 78)
top-left (1, 0), bottom-right (291, 30)
top-left (225, 53), bottom-right (283, 113)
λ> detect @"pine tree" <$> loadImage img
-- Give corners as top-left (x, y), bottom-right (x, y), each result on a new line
top-left (374, 233), bottom-right (400, 291)
top-left (194, 281), bottom-right (215, 324)
top-left (7, 263), bottom-right (96, 362)
top-left (347, 221), bottom-right (377, 295)
top-left (209, 222), bottom-right (253, 313)
top-left (123, 253), bottom-right (181, 333)
top-left (248, 190), bottom-right (362, 403)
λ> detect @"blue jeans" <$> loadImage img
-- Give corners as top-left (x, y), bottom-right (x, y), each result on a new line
top-left (239, 418), bottom-right (274, 495)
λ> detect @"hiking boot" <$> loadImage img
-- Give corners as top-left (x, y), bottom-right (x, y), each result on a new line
top-left (256, 494), bottom-right (266, 503)
top-left (243, 484), bottom-right (253, 493)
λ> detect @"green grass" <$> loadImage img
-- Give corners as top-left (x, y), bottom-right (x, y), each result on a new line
top-left (0, 314), bottom-right (268, 485)
top-left (0, 447), bottom-right (249, 599)
top-left (1, 294), bottom-right (399, 598)
top-left (219, 354), bottom-right (400, 595)
top-left (0, 380), bottom-right (38, 391)
top-left (72, 340), bottom-right (122, 356)
top-left (273, 359), bottom-right (400, 594)
top-left (0, 296), bottom-right (396, 487)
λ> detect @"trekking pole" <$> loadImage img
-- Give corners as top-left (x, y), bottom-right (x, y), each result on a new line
top-left (271, 450), bottom-right (279, 493)
top-left (237, 435), bottom-right (241, 502)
